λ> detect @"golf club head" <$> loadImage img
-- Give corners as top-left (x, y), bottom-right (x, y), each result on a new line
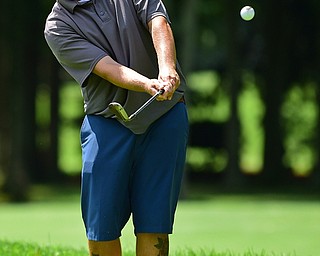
top-left (109, 89), bottom-right (164, 122)
top-left (108, 102), bottom-right (129, 122)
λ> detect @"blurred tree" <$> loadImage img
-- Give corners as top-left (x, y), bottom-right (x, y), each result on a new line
top-left (0, 0), bottom-right (60, 200)
top-left (260, 0), bottom-right (320, 185)
top-left (222, 0), bottom-right (243, 186)
top-left (315, 86), bottom-right (320, 187)
top-left (37, 55), bottom-right (62, 181)
top-left (179, 0), bottom-right (198, 73)
top-left (259, 0), bottom-right (288, 184)
top-left (0, 0), bottom-right (40, 201)
top-left (0, 1), bottom-right (11, 198)
top-left (37, 1), bottom-right (64, 181)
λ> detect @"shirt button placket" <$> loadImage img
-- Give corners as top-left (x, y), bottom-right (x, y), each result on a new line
top-left (94, 2), bottom-right (109, 22)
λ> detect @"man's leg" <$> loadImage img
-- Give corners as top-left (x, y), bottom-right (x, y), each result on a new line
top-left (88, 239), bottom-right (122, 256)
top-left (136, 233), bottom-right (169, 256)
top-left (81, 116), bottom-right (135, 256)
top-left (132, 103), bottom-right (188, 256)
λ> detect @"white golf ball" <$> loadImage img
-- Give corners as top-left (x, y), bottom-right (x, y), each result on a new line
top-left (240, 6), bottom-right (255, 21)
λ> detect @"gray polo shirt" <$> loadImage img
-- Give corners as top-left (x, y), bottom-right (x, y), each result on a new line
top-left (44, 0), bottom-right (186, 134)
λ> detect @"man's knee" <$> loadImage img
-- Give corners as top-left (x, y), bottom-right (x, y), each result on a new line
top-left (136, 233), bottom-right (169, 256)
top-left (88, 239), bottom-right (121, 256)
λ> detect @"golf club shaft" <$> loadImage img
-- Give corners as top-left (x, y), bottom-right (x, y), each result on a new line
top-left (129, 89), bottom-right (164, 120)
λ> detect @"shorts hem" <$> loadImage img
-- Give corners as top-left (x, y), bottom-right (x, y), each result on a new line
top-left (87, 233), bottom-right (122, 242)
top-left (134, 226), bottom-right (173, 235)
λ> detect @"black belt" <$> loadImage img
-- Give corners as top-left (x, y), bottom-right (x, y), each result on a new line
top-left (178, 96), bottom-right (185, 103)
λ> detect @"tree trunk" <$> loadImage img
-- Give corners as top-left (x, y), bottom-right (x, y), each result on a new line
top-left (0, 6), bottom-right (11, 193)
top-left (48, 60), bottom-right (61, 180)
top-left (260, 1), bottom-right (288, 185)
top-left (223, 0), bottom-right (243, 188)
top-left (179, 0), bottom-right (197, 74)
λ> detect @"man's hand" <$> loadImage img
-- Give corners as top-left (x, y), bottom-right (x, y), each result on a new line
top-left (157, 67), bottom-right (180, 101)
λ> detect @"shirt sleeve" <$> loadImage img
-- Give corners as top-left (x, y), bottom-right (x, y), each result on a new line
top-left (44, 13), bottom-right (108, 86)
top-left (132, 0), bottom-right (171, 29)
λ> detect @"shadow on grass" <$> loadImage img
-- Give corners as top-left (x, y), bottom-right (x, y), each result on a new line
top-left (1, 170), bottom-right (319, 204)
top-left (180, 172), bottom-right (320, 203)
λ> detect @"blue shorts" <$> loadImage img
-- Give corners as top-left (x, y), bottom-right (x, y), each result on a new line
top-left (80, 103), bottom-right (188, 241)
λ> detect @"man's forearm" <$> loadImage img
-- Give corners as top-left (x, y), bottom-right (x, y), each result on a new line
top-left (148, 16), bottom-right (180, 100)
top-left (93, 56), bottom-right (158, 95)
top-left (148, 16), bottom-right (177, 71)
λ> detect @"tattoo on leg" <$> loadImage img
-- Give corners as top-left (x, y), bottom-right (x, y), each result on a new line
top-left (154, 237), bottom-right (169, 256)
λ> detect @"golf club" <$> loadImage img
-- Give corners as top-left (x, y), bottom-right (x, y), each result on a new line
top-left (109, 89), bottom-right (164, 122)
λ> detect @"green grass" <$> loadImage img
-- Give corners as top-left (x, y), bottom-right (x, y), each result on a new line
top-left (0, 240), bottom-right (88, 256)
top-left (0, 240), bottom-right (296, 256)
top-left (0, 185), bottom-right (319, 256)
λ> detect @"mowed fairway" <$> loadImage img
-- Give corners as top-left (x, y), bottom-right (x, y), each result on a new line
top-left (172, 195), bottom-right (320, 255)
top-left (0, 186), bottom-right (319, 255)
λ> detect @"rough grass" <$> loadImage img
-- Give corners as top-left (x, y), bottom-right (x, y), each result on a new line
top-left (0, 240), bottom-right (88, 256)
top-left (0, 240), bottom-right (296, 256)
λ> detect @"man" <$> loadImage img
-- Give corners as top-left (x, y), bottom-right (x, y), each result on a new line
top-left (44, 0), bottom-right (188, 255)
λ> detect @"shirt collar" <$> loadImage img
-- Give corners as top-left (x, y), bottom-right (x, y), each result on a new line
top-left (58, 0), bottom-right (91, 13)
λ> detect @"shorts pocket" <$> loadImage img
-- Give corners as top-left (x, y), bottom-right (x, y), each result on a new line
top-left (80, 116), bottom-right (99, 173)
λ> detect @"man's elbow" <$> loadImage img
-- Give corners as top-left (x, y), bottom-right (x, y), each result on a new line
top-left (147, 15), bottom-right (170, 33)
